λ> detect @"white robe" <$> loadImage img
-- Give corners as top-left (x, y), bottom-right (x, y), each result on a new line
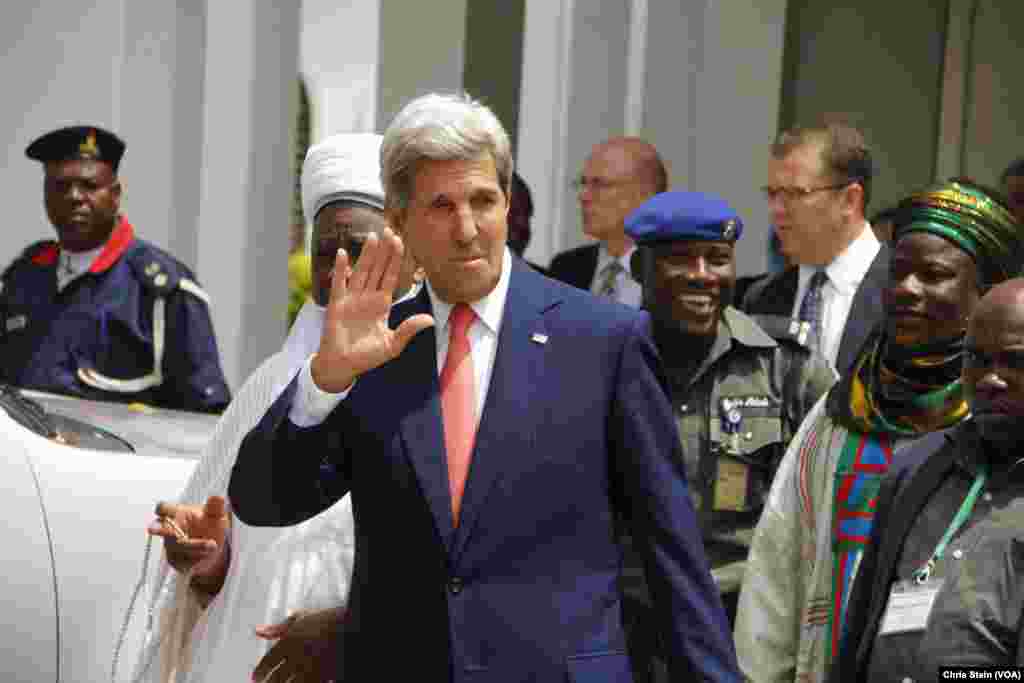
top-left (130, 299), bottom-right (352, 683)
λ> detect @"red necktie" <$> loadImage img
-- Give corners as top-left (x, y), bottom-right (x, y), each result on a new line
top-left (440, 303), bottom-right (477, 525)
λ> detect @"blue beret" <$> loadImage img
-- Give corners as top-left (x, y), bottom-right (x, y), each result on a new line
top-left (625, 191), bottom-right (743, 244)
top-left (26, 126), bottom-right (126, 173)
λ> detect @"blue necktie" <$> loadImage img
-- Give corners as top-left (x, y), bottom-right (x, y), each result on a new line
top-left (799, 269), bottom-right (828, 354)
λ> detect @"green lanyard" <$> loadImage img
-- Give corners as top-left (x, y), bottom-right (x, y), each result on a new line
top-left (913, 463), bottom-right (988, 585)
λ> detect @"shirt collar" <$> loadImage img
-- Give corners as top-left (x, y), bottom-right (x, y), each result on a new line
top-left (61, 243), bottom-right (105, 277)
top-left (596, 242), bottom-right (637, 273)
top-left (808, 222), bottom-right (879, 295)
top-left (426, 247), bottom-right (512, 337)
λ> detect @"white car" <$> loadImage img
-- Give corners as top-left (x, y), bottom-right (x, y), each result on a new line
top-left (0, 387), bottom-right (216, 682)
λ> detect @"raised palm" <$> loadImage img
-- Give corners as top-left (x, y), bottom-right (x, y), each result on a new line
top-left (311, 228), bottom-right (434, 392)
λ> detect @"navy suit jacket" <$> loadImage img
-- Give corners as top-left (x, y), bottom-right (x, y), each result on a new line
top-left (549, 243), bottom-right (600, 291)
top-left (229, 258), bottom-right (738, 683)
top-left (739, 244), bottom-right (890, 375)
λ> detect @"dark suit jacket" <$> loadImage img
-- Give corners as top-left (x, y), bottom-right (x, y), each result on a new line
top-left (831, 427), bottom-right (962, 683)
top-left (228, 258), bottom-right (739, 683)
top-left (549, 243), bottom-right (600, 291)
top-left (739, 244), bottom-right (890, 374)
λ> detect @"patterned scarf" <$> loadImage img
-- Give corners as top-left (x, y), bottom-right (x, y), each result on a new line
top-left (821, 177), bottom-right (1020, 667)
top-left (823, 330), bottom-right (968, 662)
top-left (831, 331), bottom-right (969, 437)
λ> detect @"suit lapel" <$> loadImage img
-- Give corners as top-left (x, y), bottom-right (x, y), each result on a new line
top-left (394, 290), bottom-right (457, 551)
top-left (581, 243), bottom-right (599, 290)
top-left (747, 267), bottom-right (798, 316)
top-left (450, 260), bottom-right (554, 564)
top-left (836, 245), bottom-right (889, 373)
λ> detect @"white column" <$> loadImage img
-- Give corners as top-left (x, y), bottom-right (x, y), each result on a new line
top-left (934, 0), bottom-right (976, 181)
top-left (300, 0), bottom-right (380, 141)
top-left (624, 0), bottom-right (649, 136)
top-left (517, 0), bottom-right (630, 267)
top-left (517, 0), bottom-right (576, 266)
top-left (194, 2), bottom-right (301, 388)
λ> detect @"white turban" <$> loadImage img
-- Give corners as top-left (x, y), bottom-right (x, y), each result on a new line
top-left (301, 132), bottom-right (385, 224)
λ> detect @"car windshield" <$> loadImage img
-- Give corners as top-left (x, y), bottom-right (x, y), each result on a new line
top-left (0, 385), bottom-right (134, 453)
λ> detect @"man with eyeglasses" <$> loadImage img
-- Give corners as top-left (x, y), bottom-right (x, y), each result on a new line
top-left (741, 122), bottom-right (888, 374)
top-left (548, 137), bottom-right (667, 307)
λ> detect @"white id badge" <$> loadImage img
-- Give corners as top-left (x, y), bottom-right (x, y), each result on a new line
top-left (878, 578), bottom-right (943, 635)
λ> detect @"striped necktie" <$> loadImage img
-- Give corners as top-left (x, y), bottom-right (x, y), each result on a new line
top-left (798, 269), bottom-right (828, 354)
top-left (598, 260), bottom-right (624, 300)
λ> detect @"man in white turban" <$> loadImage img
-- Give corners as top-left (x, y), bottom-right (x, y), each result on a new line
top-left (131, 133), bottom-right (421, 683)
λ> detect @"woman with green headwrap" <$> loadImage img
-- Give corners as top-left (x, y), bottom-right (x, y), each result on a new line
top-left (733, 179), bottom-right (1023, 683)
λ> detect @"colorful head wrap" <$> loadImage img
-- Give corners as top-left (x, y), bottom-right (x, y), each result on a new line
top-left (892, 178), bottom-right (1023, 287)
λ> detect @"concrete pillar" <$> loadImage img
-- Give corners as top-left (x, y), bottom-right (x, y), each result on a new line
top-left (645, 0), bottom-right (788, 277)
top-left (120, 0), bottom-right (207, 265)
top-left (517, 0), bottom-right (787, 275)
top-left (300, 0), bottom-right (380, 141)
top-left (517, 0), bottom-right (630, 268)
top-left (376, 0), bottom-right (468, 131)
top-left (194, 2), bottom-right (300, 388)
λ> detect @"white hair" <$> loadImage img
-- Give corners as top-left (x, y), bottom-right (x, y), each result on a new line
top-left (380, 92), bottom-right (513, 209)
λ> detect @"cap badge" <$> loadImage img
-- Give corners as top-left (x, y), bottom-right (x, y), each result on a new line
top-left (721, 219), bottom-right (738, 241)
top-left (79, 130), bottom-right (100, 159)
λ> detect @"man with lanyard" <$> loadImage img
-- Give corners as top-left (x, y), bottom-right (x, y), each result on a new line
top-left (837, 278), bottom-right (1024, 681)
top-left (0, 126), bottom-right (230, 412)
top-left (620, 191), bottom-right (836, 682)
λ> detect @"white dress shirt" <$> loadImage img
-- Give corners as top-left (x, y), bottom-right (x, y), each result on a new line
top-left (790, 223), bottom-right (880, 368)
top-left (56, 243), bottom-right (104, 291)
top-left (591, 243), bottom-right (642, 308)
top-left (290, 249), bottom-right (512, 427)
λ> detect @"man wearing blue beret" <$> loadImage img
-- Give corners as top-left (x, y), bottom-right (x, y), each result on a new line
top-left (620, 190), bottom-right (836, 682)
top-left (0, 125), bottom-right (231, 412)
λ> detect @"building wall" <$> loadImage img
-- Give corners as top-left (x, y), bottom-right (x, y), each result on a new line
top-left (782, 0), bottom-right (947, 216)
top-left (300, 0), bottom-right (379, 142)
top-left (376, 0), bottom-right (468, 131)
top-left (463, 0), bottom-right (526, 155)
top-left (643, 0), bottom-right (788, 277)
top-left (961, 1), bottom-right (1024, 186)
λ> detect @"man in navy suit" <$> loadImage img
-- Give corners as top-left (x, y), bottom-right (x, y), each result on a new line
top-left (548, 137), bottom-right (668, 307)
top-left (228, 93), bottom-right (738, 682)
top-left (741, 121), bottom-right (888, 374)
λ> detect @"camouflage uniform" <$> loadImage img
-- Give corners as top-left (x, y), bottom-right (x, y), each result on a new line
top-left (664, 306), bottom-right (835, 593)
top-left (622, 306), bottom-right (835, 681)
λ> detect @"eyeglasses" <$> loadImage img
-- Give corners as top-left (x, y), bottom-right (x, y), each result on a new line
top-left (571, 176), bottom-right (629, 193)
top-left (760, 182), bottom-right (852, 203)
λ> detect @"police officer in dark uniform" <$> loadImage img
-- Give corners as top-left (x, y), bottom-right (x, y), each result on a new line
top-left (619, 191), bottom-right (836, 681)
top-left (0, 126), bottom-right (231, 413)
